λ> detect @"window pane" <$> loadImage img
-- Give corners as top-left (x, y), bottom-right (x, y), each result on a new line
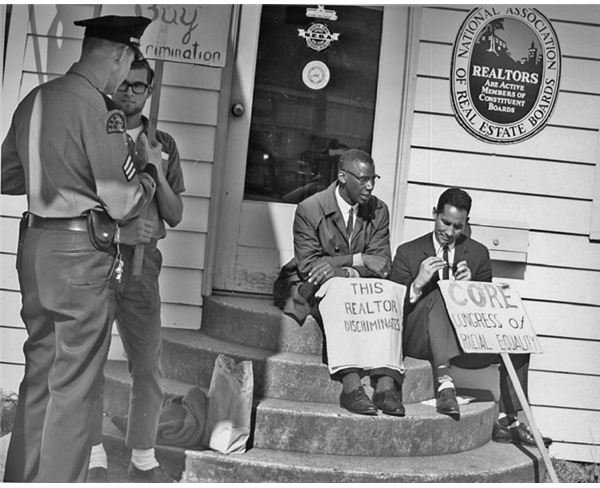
top-left (244, 5), bottom-right (383, 203)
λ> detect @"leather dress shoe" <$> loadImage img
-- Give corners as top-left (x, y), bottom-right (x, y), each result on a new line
top-left (373, 389), bottom-right (405, 416)
top-left (86, 466), bottom-right (108, 482)
top-left (128, 463), bottom-right (174, 483)
top-left (339, 385), bottom-right (378, 415)
top-left (436, 387), bottom-right (460, 419)
top-left (492, 421), bottom-right (553, 448)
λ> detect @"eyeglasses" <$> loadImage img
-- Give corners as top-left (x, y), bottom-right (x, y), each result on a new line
top-left (117, 81), bottom-right (149, 94)
top-left (343, 168), bottom-right (380, 185)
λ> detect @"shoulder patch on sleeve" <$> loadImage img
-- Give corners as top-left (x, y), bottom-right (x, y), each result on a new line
top-left (107, 111), bottom-right (126, 134)
top-left (122, 154), bottom-right (136, 181)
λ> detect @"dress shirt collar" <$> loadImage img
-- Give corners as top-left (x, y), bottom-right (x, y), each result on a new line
top-left (335, 185), bottom-right (358, 225)
top-left (432, 233), bottom-right (456, 254)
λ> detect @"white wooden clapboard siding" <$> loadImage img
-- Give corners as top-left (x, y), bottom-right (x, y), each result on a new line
top-left (532, 337), bottom-right (600, 376)
top-left (411, 113), bottom-right (598, 165)
top-left (0, 364), bottom-right (23, 396)
top-left (180, 160), bottom-right (213, 198)
top-left (406, 6), bottom-right (600, 462)
top-left (524, 301), bottom-right (600, 342)
top-left (405, 184), bottom-right (591, 236)
top-left (532, 406), bottom-right (600, 463)
top-left (0, 254), bottom-right (18, 291)
top-left (0, 328), bottom-right (26, 365)
top-left (0, 291), bottom-right (22, 328)
top-left (0, 216), bottom-right (20, 252)
top-left (408, 147), bottom-right (596, 200)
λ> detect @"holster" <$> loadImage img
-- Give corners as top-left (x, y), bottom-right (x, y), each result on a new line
top-left (86, 209), bottom-right (117, 252)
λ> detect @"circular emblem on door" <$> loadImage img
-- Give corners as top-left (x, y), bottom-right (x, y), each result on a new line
top-left (302, 60), bottom-right (330, 90)
top-left (298, 22), bottom-right (340, 52)
top-left (450, 7), bottom-right (561, 143)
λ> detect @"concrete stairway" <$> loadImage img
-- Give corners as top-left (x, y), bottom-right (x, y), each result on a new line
top-left (102, 294), bottom-right (546, 482)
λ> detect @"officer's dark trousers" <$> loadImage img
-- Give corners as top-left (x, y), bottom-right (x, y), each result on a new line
top-left (403, 289), bottom-right (530, 412)
top-left (90, 242), bottom-right (164, 450)
top-left (4, 226), bottom-right (115, 483)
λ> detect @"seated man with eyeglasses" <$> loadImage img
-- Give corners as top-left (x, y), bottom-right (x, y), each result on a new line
top-left (275, 149), bottom-right (404, 416)
top-left (87, 58), bottom-right (185, 483)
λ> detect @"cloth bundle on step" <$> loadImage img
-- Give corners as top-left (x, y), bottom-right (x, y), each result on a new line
top-left (202, 354), bottom-right (254, 454)
top-left (156, 386), bottom-right (207, 448)
top-left (112, 386), bottom-right (208, 449)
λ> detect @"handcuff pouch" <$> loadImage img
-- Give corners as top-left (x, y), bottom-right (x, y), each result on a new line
top-left (86, 209), bottom-right (117, 252)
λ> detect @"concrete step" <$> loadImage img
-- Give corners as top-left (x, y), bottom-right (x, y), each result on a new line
top-left (104, 360), bottom-right (495, 458)
top-left (182, 442), bottom-right (546, 482)
top-left (253, 397), bottom-right (496, 457)
top-left (202, 294), bottom-right (325, 355)
top-left (160, 328), bottom-right (434, 404)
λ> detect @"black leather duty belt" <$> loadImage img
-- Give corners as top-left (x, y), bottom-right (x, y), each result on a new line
top-left (27, 214), bottom-right (88, 232)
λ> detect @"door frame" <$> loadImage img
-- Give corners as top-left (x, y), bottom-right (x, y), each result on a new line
top-left (211, 5), bottom-right (420, 293)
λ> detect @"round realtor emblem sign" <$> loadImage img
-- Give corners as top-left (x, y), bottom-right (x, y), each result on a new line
top-left (302, 60), bottom-right (330, 90)
top-left (450, 7), bottom-right (561, 143)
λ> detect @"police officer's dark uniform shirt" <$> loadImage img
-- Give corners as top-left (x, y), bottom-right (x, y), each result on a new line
top-left (1, 62), bottom-right (155, 220)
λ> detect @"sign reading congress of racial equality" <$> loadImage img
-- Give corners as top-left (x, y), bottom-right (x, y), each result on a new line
top-left (316, 278), bottom-right (407, 376)
top-left (438, 281), bottom-right (543, 354)
top-left (450, 7), bottom-right (561, 143)
top-left (100, 4), bottom-right (231, 67)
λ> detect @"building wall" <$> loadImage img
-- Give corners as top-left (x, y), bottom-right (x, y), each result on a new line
top-left (2, 4), bottom-right (599, 464)
top-left (400, 5), bottom-right (600, 462)
top-left (0, 4), bottom-right (226, 390)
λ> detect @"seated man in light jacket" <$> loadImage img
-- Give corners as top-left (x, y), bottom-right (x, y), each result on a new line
top-left (275, 149), bottom-right (404, 417)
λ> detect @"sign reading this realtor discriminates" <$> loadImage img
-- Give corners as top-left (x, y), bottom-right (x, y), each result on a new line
top-left (438, 281), bottom-right (542, 354)
top-left (317, 278), bottom-right (407, 375)
top-left (101, 4), bottom-right (231, 67)
top-left (450, 7), bottom-right (561, 143)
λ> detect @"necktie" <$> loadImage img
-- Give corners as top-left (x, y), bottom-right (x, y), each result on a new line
top-left (442, 245), bottom-right (450, 280)
top-left (346, 208), bottom-right (354, 239)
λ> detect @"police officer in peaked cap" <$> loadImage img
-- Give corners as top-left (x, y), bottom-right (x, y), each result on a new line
top-left (1, 14), bottom-right (163, 483)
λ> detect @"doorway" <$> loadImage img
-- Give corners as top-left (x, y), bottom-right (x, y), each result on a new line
top-left (213, 5), bottom-right (412, 295)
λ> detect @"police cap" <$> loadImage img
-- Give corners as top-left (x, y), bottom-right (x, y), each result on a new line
top-left (74, 15), bottom-right (152, 59)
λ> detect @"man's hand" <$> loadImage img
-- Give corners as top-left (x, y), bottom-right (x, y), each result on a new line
top-left (454, 260), bottom-right (471, 281)
top-left (362, 254), bottom-right (390, 277)
top-left (138, 133), bottom-right (165, 180)
top-left (119, 218), bottom-right (154, 246)
top-left (413, 256), bottom-right (446, 291)
top-left (307, 261), bottom-right (346, 286)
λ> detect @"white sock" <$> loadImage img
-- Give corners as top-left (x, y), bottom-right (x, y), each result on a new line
top-left (89, 443), bottom-right (107, 469)
top-left (437, 379), bottom-right (455, 392)
top-left (436, 372), bottom-right (455, 392)
top-left (131, 448), bottom-right (159, 471)
top-left (498, 412), bottom-right (520, 428)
